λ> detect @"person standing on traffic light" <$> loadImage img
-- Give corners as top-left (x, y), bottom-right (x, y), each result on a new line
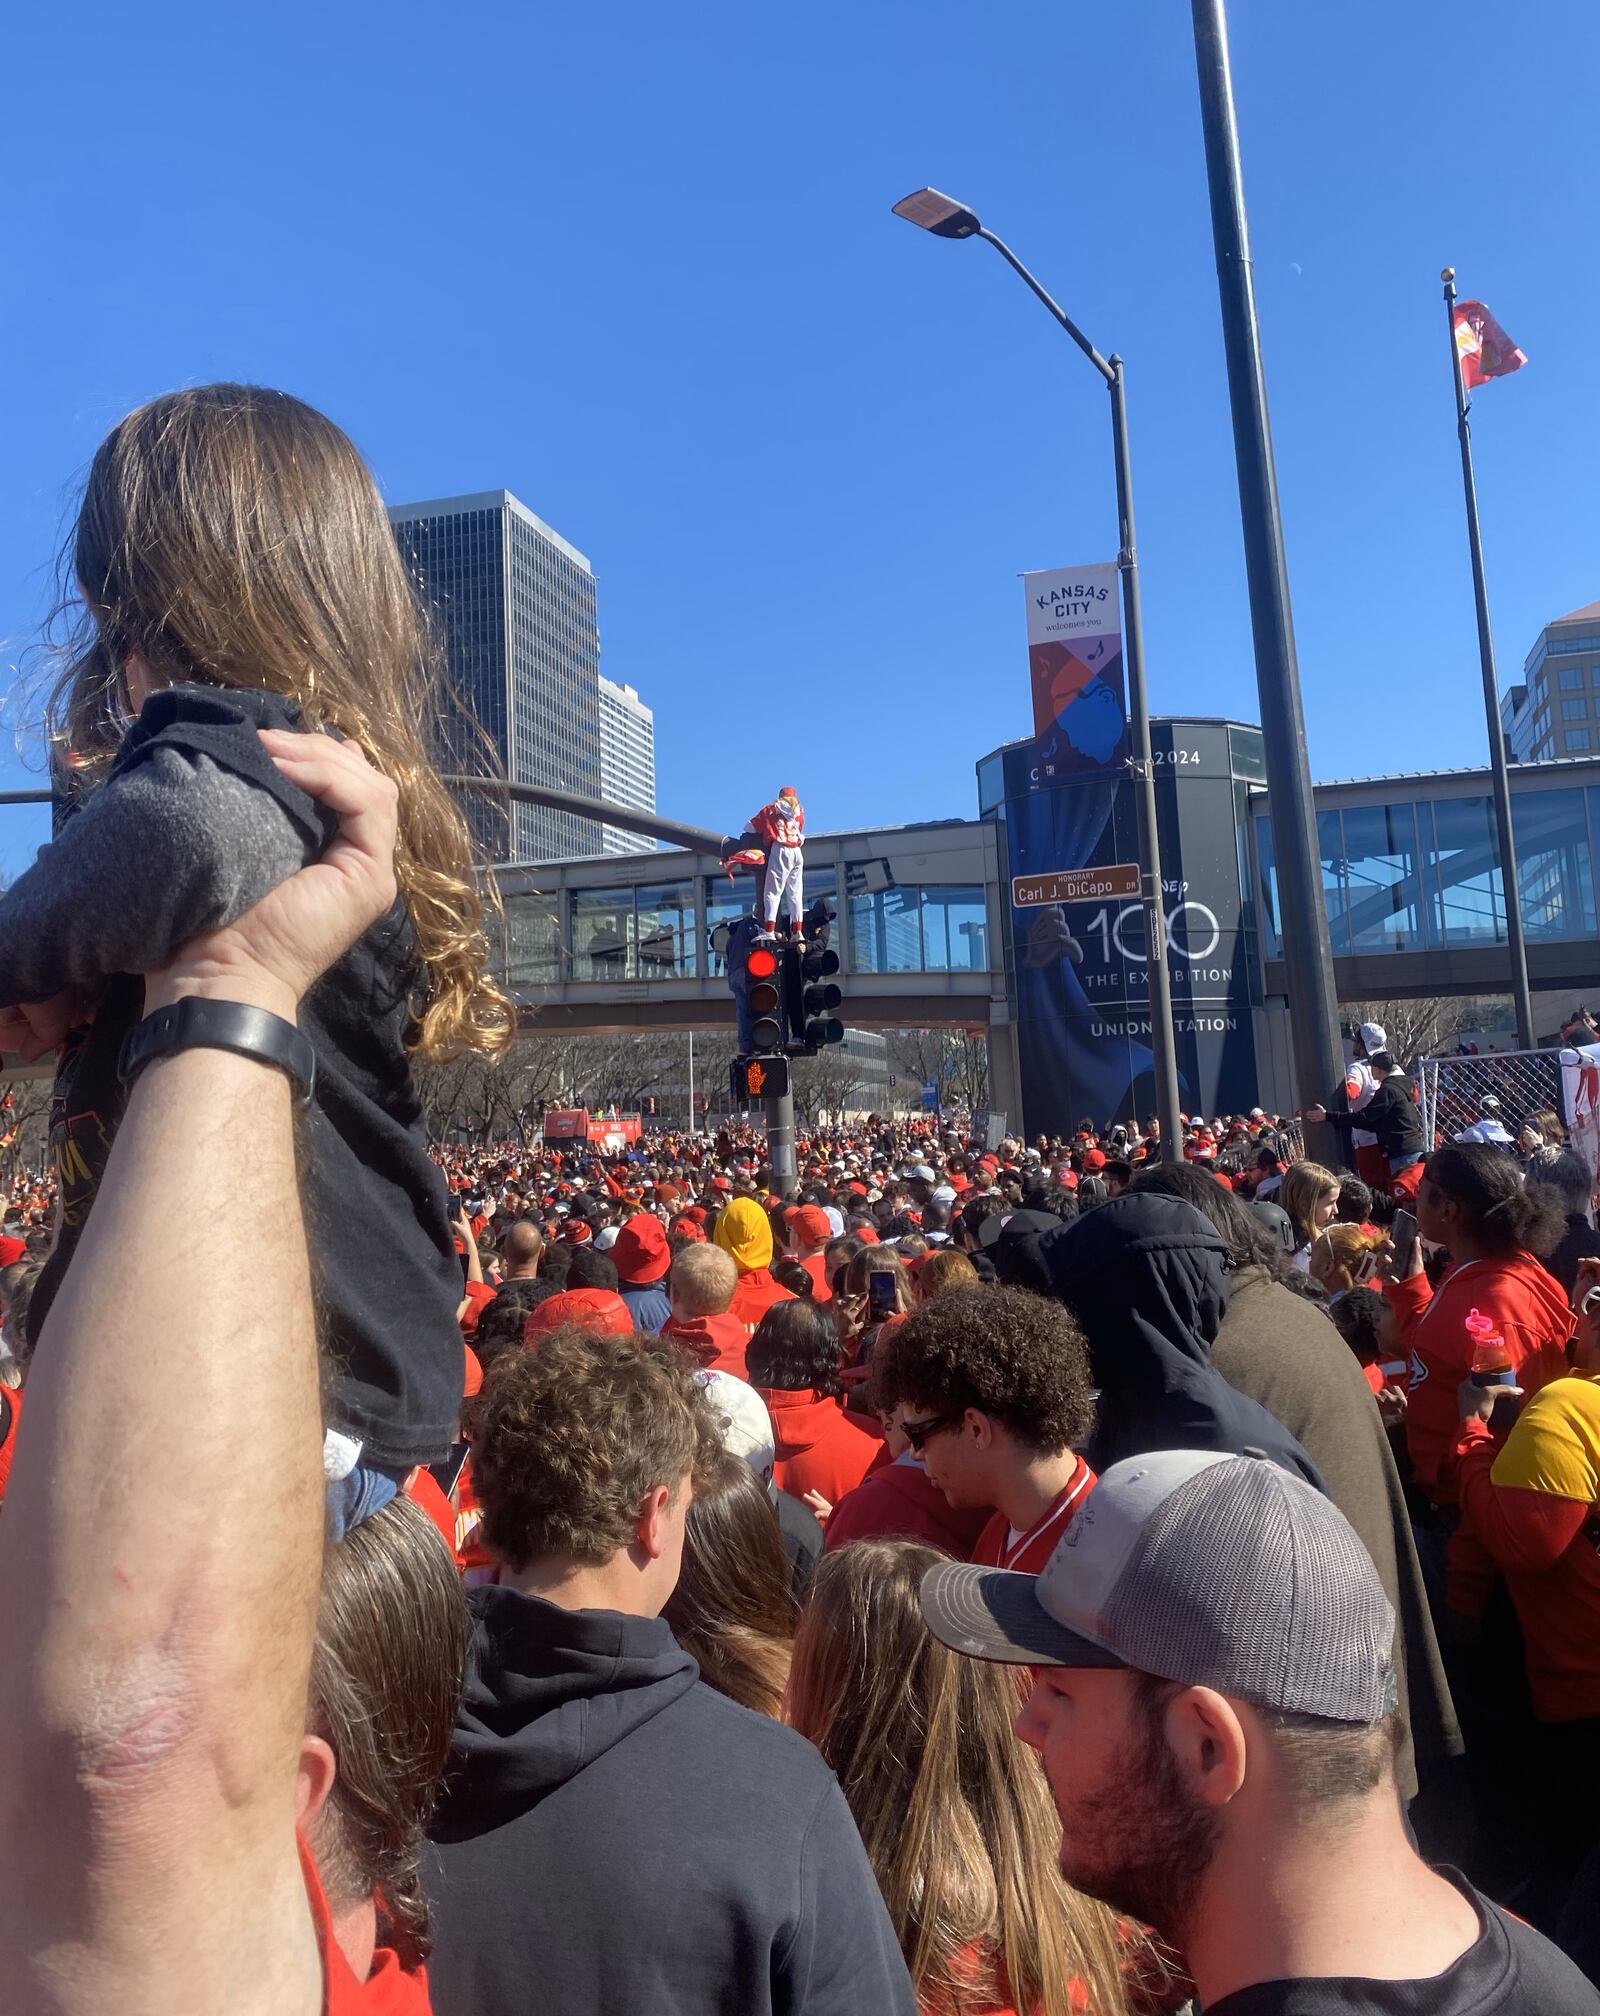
top-left (751, 785), bottom-right (805, 935)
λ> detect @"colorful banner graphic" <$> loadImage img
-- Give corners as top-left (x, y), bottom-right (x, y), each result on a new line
top-left (1023, 563), bottom-right (1127, 782)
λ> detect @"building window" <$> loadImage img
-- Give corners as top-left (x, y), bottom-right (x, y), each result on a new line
top-left (921, 886), bottom-right (989, 969)
top-left (633, 882), bottom-right (697, 977)
top-left (1338, 803), bottom-right (1424, 952)
top-left (848, 886), bottom-right (922, 972)
top-left (1560, 666), bottom-right (1586, 690)
top-left (1512, 786), bottom-right (1595, 938)
top-left (570, 887), bottom-right (635, 980)
top-left (1562, 697), bottom-right (1588, 721)
top-left (1426, 796), bottom-right (1504, 946)
top-left (1565, 728), bottom-right (1592, 753)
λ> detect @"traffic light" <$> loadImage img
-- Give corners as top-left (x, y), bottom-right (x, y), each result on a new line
top-left (730, 1052), bottom-right (790, 1103)
top-left (783, 898), bottom-right (845, 1052)
top-left (727, 914), bottom-right (787, 1054)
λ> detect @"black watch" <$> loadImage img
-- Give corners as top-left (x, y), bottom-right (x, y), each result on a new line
top-left (118, 997), bottom-right (317, 1106)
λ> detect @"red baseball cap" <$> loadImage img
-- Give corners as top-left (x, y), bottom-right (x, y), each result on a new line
top-left (790, 1205), bottom-right (832, 1245)
top-left (669, 1212), bottom-right (708, 1242)
top-left (612, 1213), bottom-right (671, 1284)
top-left (525, 1289), bottom-right (635, 1339)
top-left (1083, 1149), bottom-right (1107, 1171)
top-left (0, 1235), bottom-right (26, 1266)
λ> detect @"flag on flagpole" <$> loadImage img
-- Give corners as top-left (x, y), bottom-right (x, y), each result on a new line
top-left (1453, 300), bottom-right (1527, 391)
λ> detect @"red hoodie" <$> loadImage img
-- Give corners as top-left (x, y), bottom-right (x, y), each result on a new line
top-left (757, 1386), bottom-right (883, 1505)
top-left (1386, 1252), bottom-right (1575, 1500)
top-left (662, 1311), bottom-right (751, 1381)
top-left (729, 1268), bottom-right (794, 1336)
top-left (824, 1455), bottom-right (992, 1557)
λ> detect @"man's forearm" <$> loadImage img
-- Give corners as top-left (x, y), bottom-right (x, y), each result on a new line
top-left (0, 1044), bottom-right (323, 2011)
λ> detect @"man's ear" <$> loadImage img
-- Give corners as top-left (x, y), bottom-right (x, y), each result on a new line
top-left (295, 1733), bottom-right (337, 1829)
top-left (635, 1482), bottom-right (673, 1561)
top-left (1163, 1686), bottom-right (1248, 1809)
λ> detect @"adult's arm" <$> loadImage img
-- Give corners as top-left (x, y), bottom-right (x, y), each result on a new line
top-left (0, 731), bottom-right (399, 2016)
top-left (1454, 1404), bottom-right (1596, 1576)
top-left (0, 749), bottom-right (307, 1010)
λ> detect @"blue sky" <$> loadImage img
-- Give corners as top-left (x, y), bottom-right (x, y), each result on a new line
top-left (2, 0), bottom-right (1595, 877)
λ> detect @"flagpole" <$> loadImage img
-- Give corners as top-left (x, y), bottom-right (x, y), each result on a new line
top-left (1442, 267), bottom-right (1535, 1050)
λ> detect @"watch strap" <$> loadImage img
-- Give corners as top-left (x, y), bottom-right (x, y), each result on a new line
top-left (118, 997), bottom-right (317, 1106)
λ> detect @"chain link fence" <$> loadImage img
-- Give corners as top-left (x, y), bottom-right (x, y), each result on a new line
top-left (1417, 1048), bottom-right (1567, 1153)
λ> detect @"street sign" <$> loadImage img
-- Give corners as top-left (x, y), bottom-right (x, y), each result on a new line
top-left (1011, 864), bottom-right (1140, 907)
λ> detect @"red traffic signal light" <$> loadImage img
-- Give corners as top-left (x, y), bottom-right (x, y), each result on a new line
top-left (747, 946), bottom-right (778, 979)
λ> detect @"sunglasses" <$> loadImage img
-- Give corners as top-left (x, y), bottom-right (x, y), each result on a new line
top-left (900, 1409), bottom-right (964, 1454)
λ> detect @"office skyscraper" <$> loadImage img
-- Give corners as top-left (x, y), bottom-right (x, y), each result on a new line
top-left (1501, 597), bottom-right (1600, 764)
top-left (390, 489), bottom-right (603, 862)
top-left (597, 676), bottom-right (658, 855)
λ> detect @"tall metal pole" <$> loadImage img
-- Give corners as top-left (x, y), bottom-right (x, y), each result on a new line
top-left (1189, 0), bottom-right (1345, 1158)
top-left (977, 228), bottom-right (1182, 1164)
top-left (765, 1089), bottom-right (797, 1195)
top-left (1442, 269), bottom-right (1535, 1048)
top-left (687, 1029), bottom-right (696, 1133)
top-left (1109, 357), bottom-right (1184, 1163)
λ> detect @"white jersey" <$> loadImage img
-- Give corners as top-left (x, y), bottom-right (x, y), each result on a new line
top-left (1344, 1055), bottom-right (1379, 1149)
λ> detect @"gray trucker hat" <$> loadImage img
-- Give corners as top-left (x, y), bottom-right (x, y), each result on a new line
top-left (921, 1449), bottom-right (1397, 1724)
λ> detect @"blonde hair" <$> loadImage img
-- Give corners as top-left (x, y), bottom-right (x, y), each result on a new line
top-left (670, 1242), bottom-right (738, 1316)
top-left (916, 1249), bottom-right (980, 1305)
top-left (53, 384), bottom-right (511, 1061)
top-left (1279, 1160), bottom-right (1341, 1252)
top-left (787, 1541), bottom-right (1134, 2016)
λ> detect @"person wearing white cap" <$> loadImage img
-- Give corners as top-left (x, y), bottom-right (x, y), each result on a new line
top-left (1305, 1022), bottom-right (1389, 1188)
top-left (920, 1451), bottom-right (1599, 2014)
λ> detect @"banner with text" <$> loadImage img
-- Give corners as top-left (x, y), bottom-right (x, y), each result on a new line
top-left (1024, 563), bottom-right (1127, 784)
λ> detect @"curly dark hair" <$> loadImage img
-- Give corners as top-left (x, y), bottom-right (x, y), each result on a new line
top-left (1425, 1143), bottom-right (1567, 1258)
top-left (771, 1256), bottom-right (817, 1300)
top-left (873, 1285), bottom-right (1094, 1455)
top-left (473, 1278), bottom-right (553, 1371)
top-left (472, 1326), bottom-right (717, 1570)
top-left (746, 1298), bottom-right (843, 1399)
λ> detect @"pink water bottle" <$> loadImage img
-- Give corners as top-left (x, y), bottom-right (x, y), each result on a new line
top-left (1466, 1309), bottom-right (1515, 1388)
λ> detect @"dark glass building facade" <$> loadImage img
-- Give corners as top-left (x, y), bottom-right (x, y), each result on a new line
top-left (390, 490), bottom-right (603, 862)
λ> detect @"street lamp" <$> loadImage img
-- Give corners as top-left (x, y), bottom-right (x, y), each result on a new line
top-left (893, 187), bottom-right (1182, 1163)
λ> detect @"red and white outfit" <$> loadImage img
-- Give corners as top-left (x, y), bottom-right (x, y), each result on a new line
top-left (751, 791), bottom-right (805, 928)
top-left (971, 1454), bottom-right (1096, 1572)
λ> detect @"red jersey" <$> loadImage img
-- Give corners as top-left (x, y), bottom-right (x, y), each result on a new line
top-left (759, 1386), bottom-right (883, 1505)
top-left (971, 1457), bottom-right (1096, 1572)
top-left (661, 1310), bottom-right (751, 1380)
top-left (729, 1267), bottom-right (794, 1335)
top-left (798, 1252), bottom-right (833, 1304)
top-left (824, 1455), bottom-right (992, 1557)
top-left (1385, 1254), bottom-right (1573, 1500)
top-left (0, 1382), bottom-right (21, 1505)
top-left (299, 1833), bottom-right (432, 2014)
top-left (750, 799), bottom-right (804, 847)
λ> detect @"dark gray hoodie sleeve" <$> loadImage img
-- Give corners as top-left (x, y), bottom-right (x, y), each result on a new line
top-left (0, 749), bottom-right (312, 1006)
top-left (783, 1776), bottom-right (916, 2015)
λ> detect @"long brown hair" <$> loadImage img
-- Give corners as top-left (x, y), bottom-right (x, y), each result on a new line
top-left (662, 1449), bottom-right (796, 1717)
top-left (53, 383), bottom-right (511, 1059)
top-left (787, 1540), bottom-right (1132, 2016)
top-left (308, 1495), bottom-right (471, 1967)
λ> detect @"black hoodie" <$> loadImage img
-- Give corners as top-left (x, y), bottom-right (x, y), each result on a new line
top-left (1037, 1191), bottom-right (1326, 1489)
top-left (424, 1586), bottom-right (915, 2016)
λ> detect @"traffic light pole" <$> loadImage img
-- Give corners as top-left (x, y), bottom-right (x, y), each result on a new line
top-left (765, 1088), bottom-right (798, 1196)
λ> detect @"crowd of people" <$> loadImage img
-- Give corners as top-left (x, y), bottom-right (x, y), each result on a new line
top-left (2, 384), bottom-right (1599, 2014)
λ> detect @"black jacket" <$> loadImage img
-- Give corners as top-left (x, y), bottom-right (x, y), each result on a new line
top-left (425, 1587), bottom-right (915, 2016)
top-left (1325, 1074), bottom-right (1424, 1165)
top-left (12, 687), bottom-right (463, 1466)
top-left (1036, 1192), bottom-right (1326, 1488)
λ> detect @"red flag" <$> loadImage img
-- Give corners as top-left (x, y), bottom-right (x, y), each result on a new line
top-left (1453, 300), bottom-right (1527, 391)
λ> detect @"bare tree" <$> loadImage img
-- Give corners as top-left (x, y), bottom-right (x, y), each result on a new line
top-left (0, 1073), bottom-right (53, 1187)
top-left (883, 1027), bottom-right (990, 1115)
top-left (792, 1047), bottom-right (865, 1126)
top-left (1342, 997), bottom-right (1507, 1071)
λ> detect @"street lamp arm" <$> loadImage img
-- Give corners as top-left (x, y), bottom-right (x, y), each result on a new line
top-left (977, 229), bottom-right (1114, 383)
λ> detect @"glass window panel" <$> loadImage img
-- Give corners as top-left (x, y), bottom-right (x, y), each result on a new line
top-left (921, 885), bottom-right (989, 970)
top-left (704, 878), bottom-right (751, 977)
top-left (633, 881), bottom-right (697, 977)
top-left (804, 863), bottom-right (837, 907)
top-left (977, 753), bottom-right (1005, 812)
top-left (1512, 788), bottom-right (1596, 940)
top-left (1428, 796), bottom-right (1504, 946)
top-left (1255, 816), bottom-right (1281, 960)
top-left (1560, 666), bottom-right (1585, 690)
top-left (500, 888), bottom-right (564, 985)
top-left (848, 885), bottom-right (923, 971)
top-left (1563, 697), bottom-right (1588, 721)
top-left (1339, 802), bottom-right (1424, 952)
top-left (1317, 810), bottom-right (1352, 954)
top-left (1566, 728), bottom-right (1593, 753)
top-left (570, 887), bottom-right (635, 980)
